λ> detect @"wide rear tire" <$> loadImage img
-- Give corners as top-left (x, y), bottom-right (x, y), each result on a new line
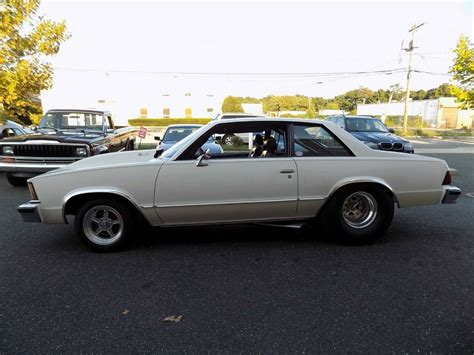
top-left (321, 184), bottom-right (394, 245)
top-left (74, 198), bottom-right (136, 252)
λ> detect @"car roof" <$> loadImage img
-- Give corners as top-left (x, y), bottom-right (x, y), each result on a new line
top-left (208, 117), bottom-right (325, 126)
top-left (46, 109), bottom-right (110, 114)
top-left (328, 115), bottom-right (377, 120)
top-left (166, 124), bottom-right (203, 128)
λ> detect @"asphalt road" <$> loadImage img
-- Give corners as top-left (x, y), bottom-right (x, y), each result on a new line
top-left (1, 139), bottom-right (473, 353)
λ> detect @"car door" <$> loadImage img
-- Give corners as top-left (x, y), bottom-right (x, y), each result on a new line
top-left (291, 123), bottom-right (354, 218)
top-left (154, 123), bottom-right (298, 225)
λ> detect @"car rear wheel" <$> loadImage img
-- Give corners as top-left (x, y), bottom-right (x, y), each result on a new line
top-left (6, 173), bottom-right (27, 187)
top-left (74, 198), bottom-right (135, 252)
top-left (321, 184), bottom-right (394, 245)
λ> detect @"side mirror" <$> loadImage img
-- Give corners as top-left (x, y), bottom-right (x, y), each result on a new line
top-left (388, 128), bottom-right (395, 133)
top-left (154, 148), bottom-right (164, 158)
top-left (154, 136), bottom-right (161, 141)
top-left (196, 149), bottom-right (211, 167)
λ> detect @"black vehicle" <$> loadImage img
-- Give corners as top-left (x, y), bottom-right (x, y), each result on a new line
top-left (0, 109), bottom-right (137, 186)
top-left (326, 115), bottom-right (414, 153)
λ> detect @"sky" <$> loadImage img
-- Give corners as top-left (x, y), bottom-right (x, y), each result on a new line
top-left (39, 0), bottom-right (473, 121)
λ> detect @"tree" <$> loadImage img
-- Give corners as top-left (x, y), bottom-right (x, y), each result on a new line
top-left (221, 96), bottom-right (244, 113)
top-left (449, 35), bottom-right (474, 108)
top-left (0, 0), bottom-right (69, 124)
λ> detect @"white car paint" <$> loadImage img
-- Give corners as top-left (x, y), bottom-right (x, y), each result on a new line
top-left (24, 119), bottom-right (457, 229)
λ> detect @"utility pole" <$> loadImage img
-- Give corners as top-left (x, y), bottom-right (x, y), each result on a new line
top-left (402, 23), bottom-right (424, 134)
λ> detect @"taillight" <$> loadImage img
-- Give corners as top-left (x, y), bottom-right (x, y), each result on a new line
top-left (442, 171), bottom-right (452, 185)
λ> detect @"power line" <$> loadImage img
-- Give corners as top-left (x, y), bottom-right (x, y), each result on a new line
top-left (52, 67), bottom-right (407, 78)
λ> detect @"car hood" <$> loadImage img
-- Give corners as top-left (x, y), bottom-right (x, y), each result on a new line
top-left (0, 131), bottom-right (104, 144)
top-left (41, 149), bottom-right (159, 177)
top-left (350, 131), bottom-right (408, 143)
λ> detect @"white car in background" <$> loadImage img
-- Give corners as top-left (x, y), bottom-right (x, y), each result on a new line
top-left (18, 118), bottom-right (460, 252)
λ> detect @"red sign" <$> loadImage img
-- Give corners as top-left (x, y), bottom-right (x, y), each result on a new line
top-left (138, 127), bottom-right (147, 139)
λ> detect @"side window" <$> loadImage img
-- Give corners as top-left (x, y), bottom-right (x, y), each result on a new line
top-left (293, 124), bottom-right (352, 157)
top-left (13, 128), bottom-right (24, 135)
top-left (336, 118), bottom-right (346, 129)
top-left (2, 128), bottom-right (15, 137)
top-left (180, 124), bottom-right (288, 160)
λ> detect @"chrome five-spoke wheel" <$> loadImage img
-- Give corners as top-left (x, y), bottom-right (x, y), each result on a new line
top-left (75, 198), bottom-right (135, 251)
top-left (83, 205), bottom-right (124, 245)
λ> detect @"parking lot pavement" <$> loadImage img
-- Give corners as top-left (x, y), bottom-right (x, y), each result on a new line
top-left (411, 136), bottom-right (474, 154)
top-left (0, 141), bottom-right (473, 353)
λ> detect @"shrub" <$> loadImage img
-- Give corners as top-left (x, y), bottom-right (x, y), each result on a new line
top-left (230, 136), bottom-right (244, 146)
top-left (129, 118), bottom-right (212, 126)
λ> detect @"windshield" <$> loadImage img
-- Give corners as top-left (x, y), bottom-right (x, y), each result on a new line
top-left (39, 112), bottom-right (105, 131)
top-left (160, 125), bottom-right (208, 159)
top-left (345, 118), bottom-right (388, 133)
top-left (163, 126), bottom-right (201, 142)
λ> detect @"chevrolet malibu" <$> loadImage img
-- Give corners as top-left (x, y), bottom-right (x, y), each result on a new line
top-left (18, 118), bottom-right (461, 251)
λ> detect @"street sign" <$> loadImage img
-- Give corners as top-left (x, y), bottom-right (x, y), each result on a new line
top-left (138, 127), bottom-right (147, 139)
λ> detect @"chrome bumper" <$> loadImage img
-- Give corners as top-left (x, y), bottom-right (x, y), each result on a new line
top-left (0, 162), bottom-right (66, 174)
top-left (18, 201), bottom-right (42, 223)
top-left (442, 186), bottom-right (461, 204)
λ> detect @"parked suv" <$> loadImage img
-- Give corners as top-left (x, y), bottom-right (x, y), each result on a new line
top-left (213, 113), bottom-right (267, 145)
top-left (326, 115), bottom-right (414, 153)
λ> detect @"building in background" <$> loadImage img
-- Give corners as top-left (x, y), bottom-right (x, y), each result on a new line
top-left (357, 97), bottom-right (473, 129)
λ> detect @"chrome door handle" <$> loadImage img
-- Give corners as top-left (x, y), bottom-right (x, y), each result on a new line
top-left (280, 169), bottom-right (295, 174)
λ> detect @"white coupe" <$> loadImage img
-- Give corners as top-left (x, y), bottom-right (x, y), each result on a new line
top-left (18, 118), bottom-right (461, 251)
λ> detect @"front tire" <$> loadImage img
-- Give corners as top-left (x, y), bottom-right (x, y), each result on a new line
top-left (74, 198), bottom-right (135, 252)
top-left (321, 184), bottom-right (394, 245)
top-left (6, 173), bottom-right (27, 187)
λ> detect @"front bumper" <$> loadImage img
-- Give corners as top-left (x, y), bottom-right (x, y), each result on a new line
top-left (18, 201), bottom-right (42, 223)
top-left (442, 186), bottom-right (461, 204)
top-left (0, 161), bottom-right (66, 175)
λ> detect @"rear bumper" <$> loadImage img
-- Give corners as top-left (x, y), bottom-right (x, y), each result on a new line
top-left (442, 186), bottom-right (461, 204)
top-left (18, 201), bottom-right (42, 223)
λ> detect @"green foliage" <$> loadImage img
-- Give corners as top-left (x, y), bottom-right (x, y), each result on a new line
top-left (234, 96), bottom-right (262, 104)
top-left (394, 128), bottom-right (472, 138)
top-left (230, 136), bottom-right (244, 146)
top-left (324, 101), bottom-right (340, 110)
top-left (128, 118), bottom-right (212, 126)
top-left (0, 0), bottom-right (69, 124)
top-left (262, 95), bottom-right (310, 112)
top-left (449, 35), bottom-right (474, 108)
top-left (383, 115), bottom-right (424, 128)
top-left (222, 96), bottom-right (244, 113)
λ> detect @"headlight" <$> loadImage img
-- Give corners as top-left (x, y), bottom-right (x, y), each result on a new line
top-left (363, 141), bottom-right (379, 149)
top-left (1, 146), bottom-right (14, 155)
top-left (75, 147), bottom-right (88, 157)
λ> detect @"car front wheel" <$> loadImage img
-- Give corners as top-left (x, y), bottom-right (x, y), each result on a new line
top-left (6, 173), bottom-right (27, 187)
top-left (74, 198), bottom-right (135, 252)
top-left (322, 184), bottom-right (394, 245)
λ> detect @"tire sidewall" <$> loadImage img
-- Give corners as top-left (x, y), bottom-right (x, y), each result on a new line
top-left (74, 198), bottom-right (134, 252)
top-left (6, 173), bottom-right (27, 187)
top-left (325, 184), bottom-right (394, 244)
